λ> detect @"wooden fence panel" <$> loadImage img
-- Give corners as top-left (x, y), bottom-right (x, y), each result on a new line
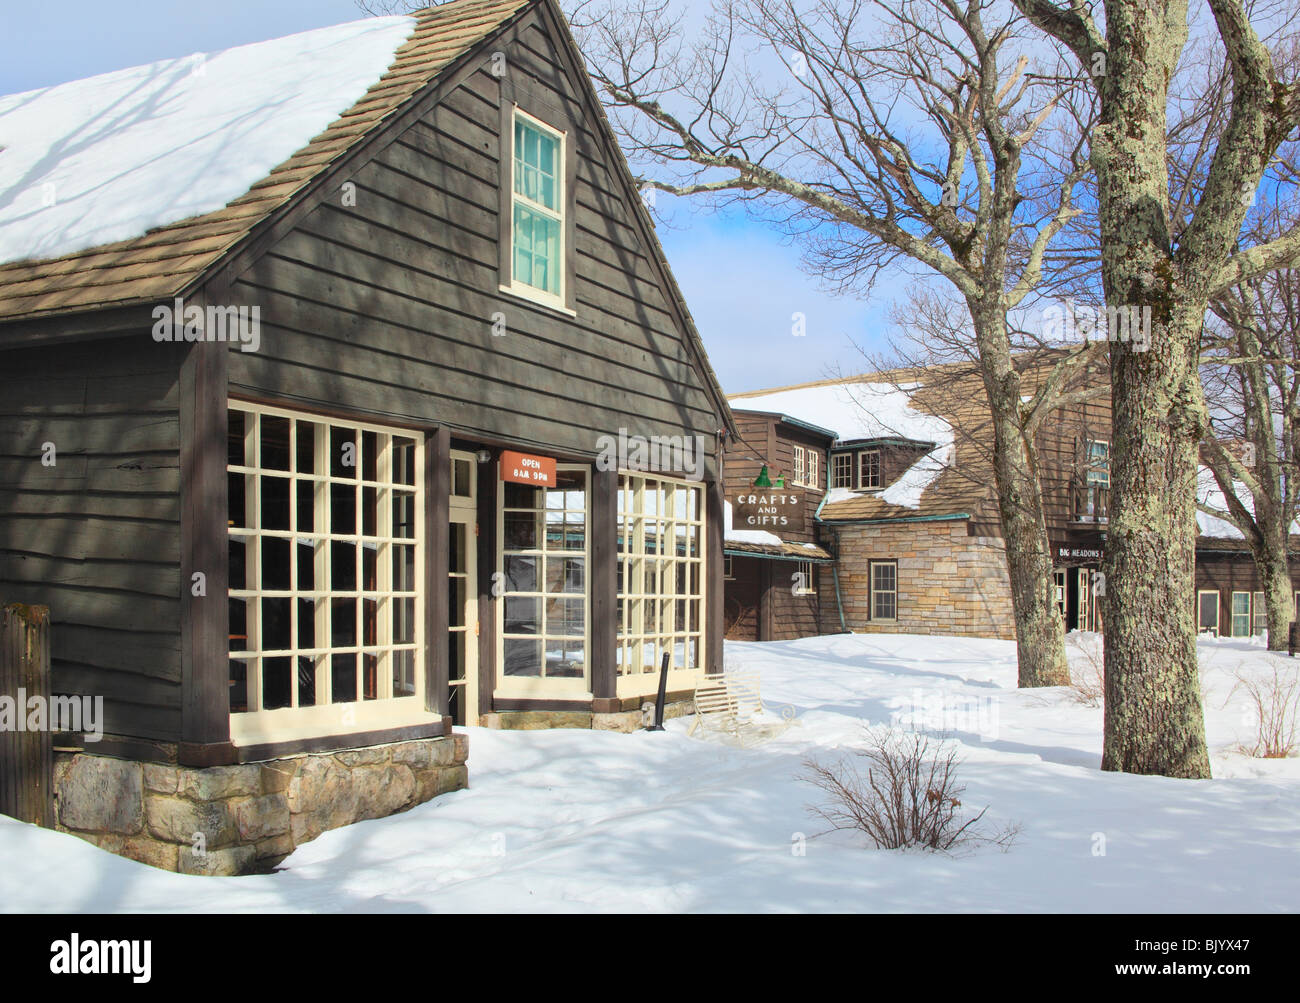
top-left (0, 603), bottom-right (54, 827)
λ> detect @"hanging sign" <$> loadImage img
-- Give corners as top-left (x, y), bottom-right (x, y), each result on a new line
top-left (500, 450), bottom-right (557, 487)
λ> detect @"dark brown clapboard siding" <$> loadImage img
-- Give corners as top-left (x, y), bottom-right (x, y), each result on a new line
top-left (224, 5), bottom-right (721, 471)
top-left (0, 336), bottom-right (185, 741)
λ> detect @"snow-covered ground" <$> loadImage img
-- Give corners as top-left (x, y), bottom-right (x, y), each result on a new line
top-left (3, 633), bottom-right (1297, 913)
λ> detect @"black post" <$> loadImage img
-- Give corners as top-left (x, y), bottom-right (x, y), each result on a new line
top-left (646, 651), bottom-right (671, 731)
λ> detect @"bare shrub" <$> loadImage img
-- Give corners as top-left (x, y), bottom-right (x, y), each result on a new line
top-left (1065, 634), bottom-right (1105, 706)
top-left (1229, 658), bottom-right (1300, 759)
top-left (800, 727), bottom-right (1019, 853)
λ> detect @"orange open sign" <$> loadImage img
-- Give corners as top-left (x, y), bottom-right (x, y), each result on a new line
top-left (500, 450), bottom-right (557, 487)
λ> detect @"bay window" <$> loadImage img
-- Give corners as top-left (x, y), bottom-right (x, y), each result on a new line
top-left (227, 402), bottom-right (424, 739)
top-left (616, 474), bottom-right (706, 680)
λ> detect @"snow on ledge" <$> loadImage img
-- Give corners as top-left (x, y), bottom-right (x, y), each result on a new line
top-left (0, 16), bottom-right (416, 265)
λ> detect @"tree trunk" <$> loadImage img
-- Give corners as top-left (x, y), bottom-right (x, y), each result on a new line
top-left (1087, 0), bottom-right (1211, 779)
top-left (973, 311), bottom-right (1070, 688)
top-left (1255, 532), bottom-right (1295, 652)
top-left (1101, 307), bottom-right (1211, 777)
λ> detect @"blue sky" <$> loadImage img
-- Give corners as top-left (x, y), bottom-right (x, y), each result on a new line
top-left (1, 0), bottom-right (899, 393)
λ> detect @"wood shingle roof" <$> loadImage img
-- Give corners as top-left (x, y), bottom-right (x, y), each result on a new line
top-left (0, 0), bottom-right (531, 322)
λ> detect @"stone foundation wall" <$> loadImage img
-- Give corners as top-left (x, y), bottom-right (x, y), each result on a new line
top-left (480, 699), bottom-right (695, 733)
top-left (52, 734), bottom-right (468, 876)
top-left (834, 520), bottom-right (1016, 640)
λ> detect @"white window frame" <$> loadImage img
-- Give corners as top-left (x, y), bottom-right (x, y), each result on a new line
top-left (503, 106), bottom-right (571, 314)
top-left (1231, 591), bottom-right (1252, 638)
top-left (1250, 591), bottom-right (1267, 637)
top-left (793, 560), bottom-right (815, 596)
top-left (870, 560), bottom-right (898, 622)
top-left (1197, 590), bottom-right (1220, 636)
top-left (860, 450), bottom-right (882, 490)
top-left (832, 453), bottom-right (853, 489)
top-left (807, 450), bottom-right (819, 490)
top-left (496, 464), bottom-right (591, 700)
top-left (1086, 439), bottom-right (1111, 488)
top-left (227, 401), bottom-right (430, 746)
top-left (793, 446), bottom-right (806, 486)
top-left (616, 473), bottom-right (707, 700)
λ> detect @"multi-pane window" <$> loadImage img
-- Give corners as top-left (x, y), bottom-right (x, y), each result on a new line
top-left (1198, 591), bottom-right (1220, 635)
top-left (793, 560), bottom-right (815, 595)
top-left (228, 403), bottom-right (422, 719)
top-left (617, 474), bottom-right (705, 676)
top-left (808, 450), bottom-right (819, 490)
top-left (1253, 592), bottom-right (1267, 636)
top-left (832, 453), bottom-right (853, 489)
top-left (860, 450), bottom-right (882, 489)
top-left (793, 446), bottom-right (806, 486)
top-left (512, 110), bottom-right (564, 298)
top-left (500, 469), bottom-right (588, 683)
top-left (724, 555), bottom-right (735, 580)
top-left (1232, 592), bottom-right (1252, 637)
top-left (870, 561), bottom-right (898, 621)
top-left (1086, 440), bottom-right (1111, 487)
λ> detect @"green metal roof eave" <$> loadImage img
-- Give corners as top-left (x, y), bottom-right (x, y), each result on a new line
top-left (817, 512), bottom-right (973, 527)
top-left (723, 549), bottom-right (835, 563)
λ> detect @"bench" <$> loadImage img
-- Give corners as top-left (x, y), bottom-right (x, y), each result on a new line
top-left (687, 670), bottom-right (794, 746)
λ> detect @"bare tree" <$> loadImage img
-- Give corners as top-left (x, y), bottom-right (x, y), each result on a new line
top-left (1015, 0), bottom-right (1300, 776)
top-left (573, 0), bottom-right (1100, 688)
top-left (1200, 202), bottom-right (1300, 651)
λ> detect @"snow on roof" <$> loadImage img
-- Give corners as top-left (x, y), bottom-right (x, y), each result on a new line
top-left (0, 16), bottom-right (416, 266)
top-left (732, 380), bottom-right (956, 511)
top-left (1197, 465), bottom-right (1245, 539)
top-left (731, 380), bottom-right (953, 448)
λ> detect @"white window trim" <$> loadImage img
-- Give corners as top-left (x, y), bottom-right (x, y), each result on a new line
top-left (793, 446), bottom-right (806, 486)
top-left (807, 450), bottom-right (819, 491)
top-left (1252, 591), bottom-right (1267, 636)
top-left (832, 452), bottom-right (853, 489)
top-left (495, 463), bottom-right (592, 700)
top-left (1086, 439), bottom-right (1111, 488)
top-left (505, 106), bottom-right (571, 314)
top-left (870, 560), bottom-right (898, 622)
top-left (227, 401), bottom-right (432, 746)
top-left (793, 560), bottom-right (815, 595)
top-left (1197, 589), bottom-right (1220, 635)
top-left (616, 471), bottom-right (707, 700)
top-left (1231, 591), bottom-right (1252, 638)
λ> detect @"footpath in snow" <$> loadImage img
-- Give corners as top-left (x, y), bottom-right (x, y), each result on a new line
top-left (1, 633), bottom-right (1297, 913)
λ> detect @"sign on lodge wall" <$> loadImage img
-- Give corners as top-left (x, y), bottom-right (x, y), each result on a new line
top-left (732, 490), bottom-right (805, 532)
top-left (1055, 539), bottom-right (1104, 566)
top-left (500, 451), bottom-right (557, 488)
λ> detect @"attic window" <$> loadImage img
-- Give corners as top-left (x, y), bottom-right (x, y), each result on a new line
top-left (859, 450), bottom-right (882, 490)
top-left (510, 109), bottom-right (566, 302)
top-left (832, 454), bottom-right (853, 489)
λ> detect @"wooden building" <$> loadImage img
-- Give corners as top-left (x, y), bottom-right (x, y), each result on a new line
top-left (727, 361), bottom-right (1300, 645)
top-left (0, 0), bottom-right (732, 873)
top-left (721, 410), bottom-right (835, 642)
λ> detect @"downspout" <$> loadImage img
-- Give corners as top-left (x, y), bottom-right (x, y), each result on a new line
top-left (814, 490), bottom-right (849, 634)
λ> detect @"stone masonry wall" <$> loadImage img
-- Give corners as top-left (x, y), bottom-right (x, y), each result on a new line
top-left (52, 734), bottom-right (468, 876)
top-left (834, 520), bottom-right (1016, 640)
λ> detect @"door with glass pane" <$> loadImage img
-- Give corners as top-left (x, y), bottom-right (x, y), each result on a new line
top-left (448, 510), bottom-right (478, 726)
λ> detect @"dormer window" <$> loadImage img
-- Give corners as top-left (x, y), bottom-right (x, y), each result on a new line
top-left (832, 453), bottom-right (853, 489)
top-left (510, 109), bottom-right (566, 301)
top-left (859, 450), bottom-right (882, 490)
